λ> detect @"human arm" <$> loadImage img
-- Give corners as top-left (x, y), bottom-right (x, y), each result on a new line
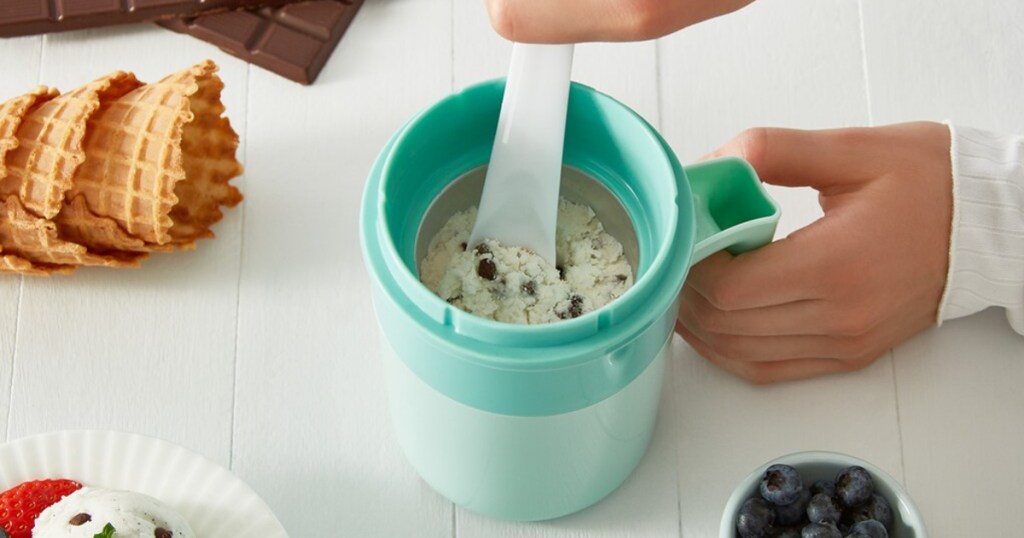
top-left (938, 125), bottom-right (1024, 333)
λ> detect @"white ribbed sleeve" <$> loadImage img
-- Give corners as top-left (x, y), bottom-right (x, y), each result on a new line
top-left (938, 124), bottom-right (1024, 334)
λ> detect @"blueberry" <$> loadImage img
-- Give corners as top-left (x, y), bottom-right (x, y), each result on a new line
top-left (835, 466), bottom-right (874, 508)
top-left (775, 488), bottom-right (811, 526)
top-left (760, 464), bottom-right (805, 506)
top-left (737, 497), bottom-right (776, 538)
top-left (770, 527), bottom-right (802, 538)
top-left (846, 519), bottom-right (888, 538)
top-left (801, 522), bottom-right (842, 538)
top-left (843, 494), bottom-right (892, 531)
top-left (806, 493), bottom-right (842, 524)
top-left (811, 479), bottom-right (836, 498)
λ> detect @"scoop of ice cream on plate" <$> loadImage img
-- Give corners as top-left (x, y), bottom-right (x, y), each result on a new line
top-left (33, 487), bottom-right (195, 538)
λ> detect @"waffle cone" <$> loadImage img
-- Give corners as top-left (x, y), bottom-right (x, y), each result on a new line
top-left (53, 195), bottom-right (149, 255)
top-left (0, 195), bottom-right (142, 275)
top-left (1, 73), bottom-right (140, 219)
top-left (0, 75), bottom-right (147, 274)
top-left (0, 60), bottom-right (242, 275)
top-left (0, 87), bottom-right (58, 178)
top-left (69, 60), bottom-right (243, 248)
top-left (0, 87), bottom-right (60, 273)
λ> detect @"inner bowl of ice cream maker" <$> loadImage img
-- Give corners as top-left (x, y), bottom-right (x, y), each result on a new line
top-left (376, 79), bottom-right (693, 355)
top-left (415, 163), bottom-right (640, 294)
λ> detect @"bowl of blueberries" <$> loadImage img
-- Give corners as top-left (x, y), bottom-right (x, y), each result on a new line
top-left (719, 451), bottom-right (927, 538)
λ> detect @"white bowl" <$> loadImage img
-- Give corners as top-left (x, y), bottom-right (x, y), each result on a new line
top-left (0, 430), bottom-right (288, 537)
top-left (719, 451), bottom-right (927, 538)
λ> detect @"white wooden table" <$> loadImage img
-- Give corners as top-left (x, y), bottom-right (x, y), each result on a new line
top-left (1, 1), bottom-right (1021, 536)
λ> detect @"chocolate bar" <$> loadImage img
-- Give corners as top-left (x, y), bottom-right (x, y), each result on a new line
top-left (159, 0), bottom-right (364, 85)
top-left (0, 0), bottom-right (295, 38)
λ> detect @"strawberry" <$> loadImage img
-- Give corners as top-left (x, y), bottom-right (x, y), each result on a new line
top-left (0, 479), bottom-right (82, 538)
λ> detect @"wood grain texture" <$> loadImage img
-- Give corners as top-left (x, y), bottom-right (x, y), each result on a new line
top-left (659, 2), bottom-right (903, 535)
top-left (863, 2), bottom-right (1024, 536)
top-left (673, 338), bottom-right (903, 537)
top-left (3, 26), bottom-right (248, 466)
top-left (452, 3), bottom-right (677, 536)
top-left (861, 0), bottom-right (1024, 130)
top-left (892, 310), bottom-right (1024, 537)
top-left (658, 0), bottom-right (868, 238)
top-left (0, 1), bottom-right (1019, 537)
top-left (229, 1), bottom-right (454, 536)
top-left (0, 36), bottom-right (42, 441)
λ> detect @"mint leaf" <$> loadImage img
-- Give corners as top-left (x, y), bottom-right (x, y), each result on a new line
top-left (94, 523), bottom-right (116, 538)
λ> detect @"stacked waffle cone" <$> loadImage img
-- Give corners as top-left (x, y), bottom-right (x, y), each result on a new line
top-left (0, 60), bottom-right (242, 275)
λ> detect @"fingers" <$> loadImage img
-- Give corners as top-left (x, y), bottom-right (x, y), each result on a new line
top-left (676, 322), bottom-right (880, 384)
top-left (685, 229), bottom-right (832, 310)
top-left (485, 0), bottom-right (753, 43)
top-left (708, 353), bottom-right (876, 385)
top-left (677, 310), bottom-right (869, 362)
top-left (678, 284), bottom-right (882, 362)
top-left (677, 122), bottom-right (951, 385)
top-left (680, 285), bottom-right (833, 337)
top-left (702, 127), bottom-right (885, 191)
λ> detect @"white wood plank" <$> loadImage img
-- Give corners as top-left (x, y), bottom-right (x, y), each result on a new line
top-left (229, 1), bottom-right (454, 536)
top-left (673, 340), bottom-right (903, 537)
top-left (452, 3), bottom-right (677, 537)
top-left (861, 0), bottom-right (1024, 130)
top-left (4, 26), bottom-right (248, 465)
top-left (658, 0), bottom-right (869, 238)
top-left (863, 2), bottom-right (1024, 535)
top-left (891, 310), bottom-right (1024, 537)
top-left (658, 2), bottom-right (903, 535)
top-left (0, 35), bottom-right (42, 441)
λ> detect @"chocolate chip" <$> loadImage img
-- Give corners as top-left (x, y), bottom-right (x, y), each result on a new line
top-left (477, 258), bottom-right (497, 280)
top-left (556, 265), bottom-right (565, 280)
top-left (521, 281), bottom-right (536, 295)
top-left (446, 294), bottom-right (463, 304)
top-left (155, 528), bottom-right (173, 538)
top-left (568, 295), bottom-right (584, 318)
top-left (473, 243), bottom-right (490, 256)
top-left (558, 295), bottom-right (585, 320)
top-left (616, 274), bottom-right (628, 282)
top-left (68, 513), bottom-right (91, 526)
top-left (459, 242), bottom-right (467, 251)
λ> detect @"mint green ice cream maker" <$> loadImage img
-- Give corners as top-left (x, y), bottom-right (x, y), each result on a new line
top-left (360, 79), bottom-right (780, 521)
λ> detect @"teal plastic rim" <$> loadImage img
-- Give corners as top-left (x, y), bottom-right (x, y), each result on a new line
top-left (359, 79), bottom-right (778, 416)
top-left (373, 80), bottom-right (689, 349)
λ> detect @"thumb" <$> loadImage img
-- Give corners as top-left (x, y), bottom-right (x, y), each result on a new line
top-left (485, 0), bottom-right (752, 43)
top-left (486, 0), bottom-right (639, 43)
top-left (700, 127), bottom-right (878, 190)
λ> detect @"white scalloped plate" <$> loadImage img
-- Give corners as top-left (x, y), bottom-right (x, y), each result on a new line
top-left (0, 430), bottom-right (288, 538)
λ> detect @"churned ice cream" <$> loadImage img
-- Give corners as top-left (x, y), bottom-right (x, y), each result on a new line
top-left (33, 487), bottom-right (195, 538)
top-left (420, 198), bottom-right (633, 324)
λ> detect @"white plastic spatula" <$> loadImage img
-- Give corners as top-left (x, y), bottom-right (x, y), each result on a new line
top-left (467, 43), bottom-right (575, 265)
